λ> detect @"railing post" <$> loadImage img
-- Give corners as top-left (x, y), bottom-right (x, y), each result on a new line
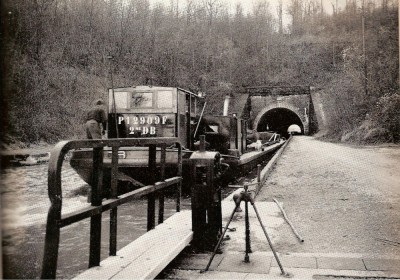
top-left (176, 143), bottom-right (182, 212)
top-left (41, 141), bottom-right (67, 279)
top-left (109, 146), bottom-right (119, 256)
top-left (147, 144), bottom-right (156, 231)
top-left (89, 147), bottom-right (103, 267)
top-left (158, 144), bottom-right (166, 224)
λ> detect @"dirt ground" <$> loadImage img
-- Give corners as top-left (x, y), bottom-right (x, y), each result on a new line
top-left (257, 136), bottom-right (400, 258)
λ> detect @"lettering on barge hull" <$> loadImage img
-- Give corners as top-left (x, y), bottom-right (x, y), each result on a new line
top-left (117, 114), bottom-right (175, 137)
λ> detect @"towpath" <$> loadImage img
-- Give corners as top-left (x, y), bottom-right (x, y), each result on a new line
top-left (258, 136), bottom-right (400, 257)
top-left (163, 136), bottom-right (400, 279)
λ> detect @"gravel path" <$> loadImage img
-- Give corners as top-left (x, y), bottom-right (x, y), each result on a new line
top-left (257, 136), bottom-right (400, 258)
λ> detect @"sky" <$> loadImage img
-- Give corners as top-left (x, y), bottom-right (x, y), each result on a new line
top-left (220, 0), bottom-right (347, 14)
top-left (150, 0), bottom-right (350, 28)
top-left (150, 0), bottom-right (350, 15)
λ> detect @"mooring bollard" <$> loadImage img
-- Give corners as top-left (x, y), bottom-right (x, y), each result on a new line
top-left (190, 135), bottom-right (222, 251)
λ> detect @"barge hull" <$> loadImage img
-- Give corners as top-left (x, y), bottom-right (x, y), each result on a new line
top-left (69, 141), bottom-right (285, 195)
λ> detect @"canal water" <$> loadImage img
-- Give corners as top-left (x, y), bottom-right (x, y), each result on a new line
top-left (1, 161), bottom-right (190, 279)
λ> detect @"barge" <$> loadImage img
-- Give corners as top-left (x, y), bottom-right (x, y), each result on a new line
top-left (70, 86), bottom-right (284, 194)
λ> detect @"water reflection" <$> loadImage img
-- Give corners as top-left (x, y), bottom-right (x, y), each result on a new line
top-left (1, 163), bottom-right (89, 229)
top-left (1, 162), bottom-right (188, 279)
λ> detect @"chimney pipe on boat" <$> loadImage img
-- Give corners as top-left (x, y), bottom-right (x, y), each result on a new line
top-left (223, 95), bottom-right (231, 116)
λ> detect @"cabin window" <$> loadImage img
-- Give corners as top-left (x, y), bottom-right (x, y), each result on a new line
top-left (157, 90), bottom-right (173, 108)
top-left (210, 125), bottom-right (219, 133)
top-left (109, 91), bottom-right (129, 109)
top-left (131, 92), bottom-right (153, 108)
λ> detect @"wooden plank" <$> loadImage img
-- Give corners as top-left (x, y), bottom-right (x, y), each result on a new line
top-left (73, 211), bottom-right (192, 280)
top-left (114, 227), bottom-right (192, 279)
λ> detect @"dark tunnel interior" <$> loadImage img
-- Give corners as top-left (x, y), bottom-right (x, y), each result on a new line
top-left (256, 108), bottom-right (303, 138)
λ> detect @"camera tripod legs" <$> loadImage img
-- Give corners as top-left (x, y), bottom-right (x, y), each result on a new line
top-left (244, 200), bottom-right (251, 263)
top-left (202, 195), bottom-right (291, 277)
top-left (251, 202), bottom-right (291, 277)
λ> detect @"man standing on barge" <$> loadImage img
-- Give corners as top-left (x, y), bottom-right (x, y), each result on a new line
top-left (85, 99), bottom-right (107, 139)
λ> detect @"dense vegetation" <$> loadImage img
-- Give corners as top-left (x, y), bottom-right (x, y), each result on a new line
top-left (0, 0), bottom-right (399, 145)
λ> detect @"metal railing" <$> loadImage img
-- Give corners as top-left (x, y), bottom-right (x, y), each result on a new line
top-left (41, 138), bottom-right (182, 279)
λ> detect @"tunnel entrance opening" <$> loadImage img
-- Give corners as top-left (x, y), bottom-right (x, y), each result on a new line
top-left (256, 108), bottom-right (303, 138)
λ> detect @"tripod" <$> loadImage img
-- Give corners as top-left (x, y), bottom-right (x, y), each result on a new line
top-left (202, 185), bottom-right (291, 277)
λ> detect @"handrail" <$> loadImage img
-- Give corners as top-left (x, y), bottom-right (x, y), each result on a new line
top-left (41, 137), bottom-right (182, 279)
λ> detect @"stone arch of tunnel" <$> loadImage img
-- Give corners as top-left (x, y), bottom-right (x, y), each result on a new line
top-left (255, 107), bottom-right (304, 138)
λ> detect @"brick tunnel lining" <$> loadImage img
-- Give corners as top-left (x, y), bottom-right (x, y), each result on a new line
top-left (256, 108), bottom-right (304, 138)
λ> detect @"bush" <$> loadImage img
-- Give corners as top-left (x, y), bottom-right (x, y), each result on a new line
top-left (374, 93), bottom-right (400, 142)
top-left (341, 120), bottom-right (394, 144)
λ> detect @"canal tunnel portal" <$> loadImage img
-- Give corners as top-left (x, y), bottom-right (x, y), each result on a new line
top-left (256, 107), bottom-right (304, 137)
top-left (231, 86), bottom-right (318, 137)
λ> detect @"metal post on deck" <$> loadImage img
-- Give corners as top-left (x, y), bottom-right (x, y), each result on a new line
top-left (229, 117), bottom-right (237, 150)
top-left (256, 164), bottom-right (261, 194)
top-left (89, 147), bottom-right (103, 267)
top-left (199, 135), bottom-right (206, 152)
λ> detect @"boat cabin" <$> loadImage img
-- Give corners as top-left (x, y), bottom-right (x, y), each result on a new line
top-left (107, 86), bottom-right (204, 150)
